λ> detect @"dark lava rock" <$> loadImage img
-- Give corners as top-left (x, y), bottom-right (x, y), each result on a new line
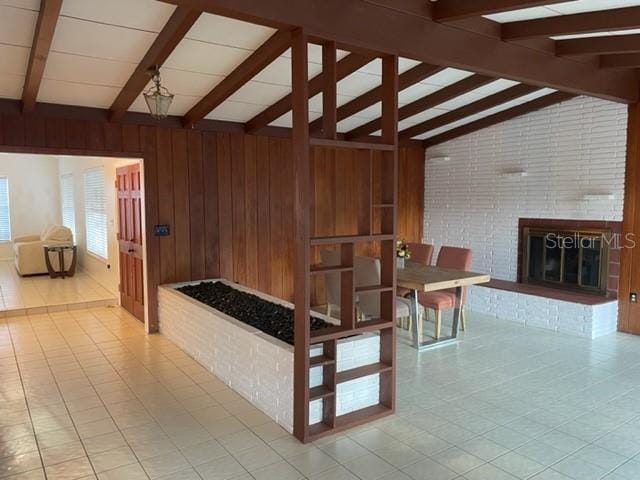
top-left (177, 281), bottom-right (332, 345)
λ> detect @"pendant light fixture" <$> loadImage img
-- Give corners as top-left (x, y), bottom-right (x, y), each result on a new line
top-left (143, 65), bottom-right (174, 119)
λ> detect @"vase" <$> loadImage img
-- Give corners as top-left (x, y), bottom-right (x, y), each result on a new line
top-left (397, 257), bottom-right (405, 269)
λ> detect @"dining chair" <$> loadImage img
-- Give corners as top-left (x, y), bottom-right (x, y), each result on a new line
top-left (320, 249), bottom-right (342, 318)
top-left (418, 246), bottom-right (472, 339)
top-left (354, 256), bottom-right (411, 325)
top-left (397, 242), bottom-right (434, 299)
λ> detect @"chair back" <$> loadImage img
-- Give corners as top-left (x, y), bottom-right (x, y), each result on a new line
top-left (320, 249), bottom-right (341, 308)
top-left (407, 242), bottom-right (434, 266)
top-left (436, 246), bottom-right (472, 271)
top-left (354, 256), bottom-right (382, 319)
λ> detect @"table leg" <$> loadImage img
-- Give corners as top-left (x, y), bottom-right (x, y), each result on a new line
top-left (451, 286), bottom-right (463, 338)
top-left (410, 289), bottom-right (420, 348)
top-left (58, 249), bottom-right (66, 278)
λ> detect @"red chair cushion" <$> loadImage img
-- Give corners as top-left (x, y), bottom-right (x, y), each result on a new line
top-left (418, 291), bottom-right (456, 310)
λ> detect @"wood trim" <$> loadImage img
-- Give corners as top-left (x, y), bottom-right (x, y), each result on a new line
top-left (310, 63), bottom-right (444, 134)
top-left (109, 7), bottom-right (201, 121)
top-left (619, 103), bottom-right (640, 334)
top-left (423, 91), bottom-right (575, 147)
top-left (347, 74), bottom-right (494, 140)
top-left (502, 6), bottom-right (640, 41)
top-left (182, 29), bottom-right (291, 127)
top-left (22, 0), bottom-right (63, 113)
top-left (432, 0), bottom-right (569, 22)
top-left (600, 53), bottom-right (640, 70)
top-left (557, 34), bottom-right (640, 57)
top-left (400, 84), bottom-right (540, 139)
top-left (245, 52), bottom-right (374, 134)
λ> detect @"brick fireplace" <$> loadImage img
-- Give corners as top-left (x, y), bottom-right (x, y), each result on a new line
top-left (517, 218), bottom-right (621, 299)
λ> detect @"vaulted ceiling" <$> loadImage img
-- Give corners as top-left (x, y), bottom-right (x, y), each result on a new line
top-left (1, 0), bottom-right (639, 147)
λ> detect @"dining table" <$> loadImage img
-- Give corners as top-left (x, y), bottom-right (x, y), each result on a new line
top-left (397, 261), bottom-right (491, 350)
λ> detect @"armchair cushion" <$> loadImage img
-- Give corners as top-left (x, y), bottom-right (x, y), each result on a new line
top-left (13, 225), bottom-right (74, 276)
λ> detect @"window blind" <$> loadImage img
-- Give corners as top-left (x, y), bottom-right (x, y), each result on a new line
top-left (60, 174), bottom-right (76, 241)
top-left (83, 168), bottom-right (108, 259)
top-left (0, 178), bottom-right (10, 242)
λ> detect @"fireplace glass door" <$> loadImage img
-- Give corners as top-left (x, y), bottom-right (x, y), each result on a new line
top-left (524, 228), bottom-right (609, 295)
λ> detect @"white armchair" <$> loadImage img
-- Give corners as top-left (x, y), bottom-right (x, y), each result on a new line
top-left (14, 225), bottom-right (74, 276)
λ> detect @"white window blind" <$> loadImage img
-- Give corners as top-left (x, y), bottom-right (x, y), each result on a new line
top-left (83, 168), bottom-right (108, 259)
top-left (60, 174), bottom-right (75, 240)
top-left (0, 178), bottom-right (10, 242)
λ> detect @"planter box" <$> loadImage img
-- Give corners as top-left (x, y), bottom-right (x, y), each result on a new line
top-left (158, 279), bottom-right (381, 433)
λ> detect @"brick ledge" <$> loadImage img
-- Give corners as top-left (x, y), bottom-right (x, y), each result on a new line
top-left (478, 279), bottom-right (617, 306)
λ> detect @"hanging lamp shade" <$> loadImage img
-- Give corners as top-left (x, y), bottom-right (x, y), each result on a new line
top-left (144, 66), bottom-right (173, 119)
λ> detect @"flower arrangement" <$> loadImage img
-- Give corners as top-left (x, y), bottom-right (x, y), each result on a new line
top-left (396, 240), bottom-right (411, 259)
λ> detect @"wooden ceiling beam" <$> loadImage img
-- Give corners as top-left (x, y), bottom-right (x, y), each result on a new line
top-left (432, 0), bottom-right (574, 22)
top-left (557, 34), bottom-right (640, 56)
top-left (346, 74), bottom-right (494, 140)
top-left (400, 83), bottom-right (540, 139)
top-left (244, 52), bottom-right (374, 134)
top-left (502, 6), bottom-right (640, 41)
top-left (309, 62), bottom-right (443, 134)
top-left (157, 0), bottom-right (638, 103)
top-left (182, 30), bottom-right (291, 128)
top-left (109, 7), bottom-right (201, 122)
top-left (600, 53), bottom-right (640, 69)
top-left (22, 0), bottom-right (63, 113)
top-left (423, 91), bottom-right (575, 147)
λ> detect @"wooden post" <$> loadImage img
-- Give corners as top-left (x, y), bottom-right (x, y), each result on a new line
top-left (291, 28), bottom-right (312, 442)
top-left (322, 41), bottom-right (338, 139)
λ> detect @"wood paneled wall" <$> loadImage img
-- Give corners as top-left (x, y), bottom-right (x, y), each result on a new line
top-left (0, 110), bottom-right (424, 330)
top-left (620, 103), bottom-right (640, 334)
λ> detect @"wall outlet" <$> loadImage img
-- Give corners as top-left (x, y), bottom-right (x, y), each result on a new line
top-left (631, 292), bottom-right (638, 303)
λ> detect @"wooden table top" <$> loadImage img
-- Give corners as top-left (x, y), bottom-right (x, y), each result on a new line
top-left (397, 261), bottom-right (491, 292)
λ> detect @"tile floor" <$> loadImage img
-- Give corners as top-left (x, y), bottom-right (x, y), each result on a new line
top-left (0, 261), bottom-right (115, 313)
top-left (2, 306), bottom-right (640, 479)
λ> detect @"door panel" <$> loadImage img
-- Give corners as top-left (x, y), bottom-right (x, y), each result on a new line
top-left (117, 164), bottom-right (144, 321)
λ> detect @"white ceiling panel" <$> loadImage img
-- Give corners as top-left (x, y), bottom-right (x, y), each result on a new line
top-left (228, 80), bottom-right (290, 106)
top-left (129, 92), bottom-right (200, 116)
top-left (51, 17), bottom-right (157, 63)
top-left (399, 83), bottom-right (445, 104)
top-left (417, 88), bottom-right (558, 140)
top-left (281, 43), bottom-right (350, 65)
top-left (163, 39), bottom-right (253, 77)
top-left (487, 0), bottom-right (640, 23)
top-left (468, 79), bottom-right (520, 98)
top-left (552, 28), bottom-right (640, 40)
top-left (251, 55), bottom-right (323, 87)
top-left (338, 70), bottom-right (384, 97)
top-left (60, 0), bottom-right (175, 32)
top-left (38, 79), bottom-right (120, 108)
top-left (398, 108), bottom-right (449, 131)
top-left (420, 68), bottom-right (474, 87)
top-left (0, 1), bottom-right (39, 10)
top-left (0, 44), bottom-right (29, 76)
top-left (0, 73), bottom-right (23, 99)
top-left (349, 101), bottom-right (382, 120)
top-left (187, 13), bottom-right (275, 50)
top-left (43, 52), bottom-right (134, 88)
top-left (151, 68), bottom-right (223, 97)
top-left (0, 5), bottom-right (37, 47)
top-left (207, 99), bottom-right (279, 123)
top-left (485, 6), bottom-right (561, 22)
top-left (337, 115), bottom-right (377, 132)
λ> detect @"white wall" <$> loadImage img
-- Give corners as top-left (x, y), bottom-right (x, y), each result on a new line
top-left (0, 154), bottom-right (61, 259)
top-left (424, 96), bottom-right (627, 281)
top-left (58, 156), bottom-right (140, 297)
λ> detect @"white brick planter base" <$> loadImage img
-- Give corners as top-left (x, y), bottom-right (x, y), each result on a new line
top-left (467, 285), bottom-right (618, 339)
top-left (158, 280), bottom-right (381, 433)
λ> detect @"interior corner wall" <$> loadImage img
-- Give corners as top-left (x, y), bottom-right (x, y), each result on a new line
top-left (423, 96), bottom-right (628, 282)
top-left (0, 153), bottom-right (61, 259)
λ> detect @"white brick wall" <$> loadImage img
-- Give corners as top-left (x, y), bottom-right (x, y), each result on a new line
top-left (159, 280), bottom-right (382, 432)
top-left (424, 96), bottom-right (627, 337)
top-left (425, 96), bottom-right (627, 281)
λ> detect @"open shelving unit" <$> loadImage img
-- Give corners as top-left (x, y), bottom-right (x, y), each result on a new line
top-left (291, 31), bottom-right (399, 442)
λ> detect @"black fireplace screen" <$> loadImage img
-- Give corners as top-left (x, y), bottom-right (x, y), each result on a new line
top-left (523, 227), bottom-right (609, 295)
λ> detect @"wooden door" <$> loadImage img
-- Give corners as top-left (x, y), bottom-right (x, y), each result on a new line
top-left (117, 164), bottom-right (144, 321)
